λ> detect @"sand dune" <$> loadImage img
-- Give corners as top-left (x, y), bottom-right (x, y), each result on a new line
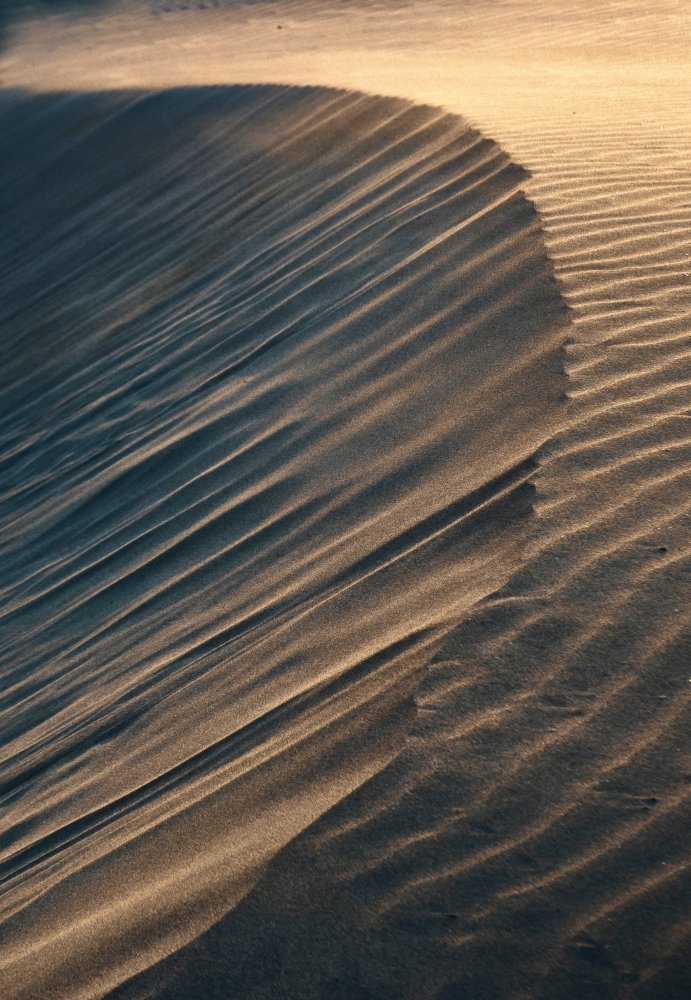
top-left (0, 1), bottom-right (689, 998)
top-left (0, 84), bottom-right (567, 997)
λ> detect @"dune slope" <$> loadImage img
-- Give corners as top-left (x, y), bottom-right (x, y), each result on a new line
top-left (0, 85), bottom-right (568, 998)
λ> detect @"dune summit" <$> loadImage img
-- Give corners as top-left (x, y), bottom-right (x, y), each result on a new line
top-left (0, 85), bottom-right (568, 997)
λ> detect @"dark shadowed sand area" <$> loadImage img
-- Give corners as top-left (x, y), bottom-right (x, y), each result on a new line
top-left (0, 2), bottom-right (689, 998)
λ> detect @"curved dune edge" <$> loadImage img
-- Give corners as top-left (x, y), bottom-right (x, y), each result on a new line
top-left (0, 85), bottom-right (568, 998)
top-left (89, 68), bottom-right (691, 1000)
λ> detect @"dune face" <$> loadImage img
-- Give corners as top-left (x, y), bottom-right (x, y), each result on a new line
top-left (0, 86), bottom-right (568, 997)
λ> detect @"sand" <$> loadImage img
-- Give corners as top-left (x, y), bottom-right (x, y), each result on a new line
top-left (0, 2), bottom-right (689, 999)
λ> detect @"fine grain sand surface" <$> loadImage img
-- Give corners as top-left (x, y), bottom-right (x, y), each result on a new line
top-left (0, 2), bottom-right (689, 998)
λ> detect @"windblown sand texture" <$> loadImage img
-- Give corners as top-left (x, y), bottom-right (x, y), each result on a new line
top-left (1, 2), bottom-right (690, 998)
